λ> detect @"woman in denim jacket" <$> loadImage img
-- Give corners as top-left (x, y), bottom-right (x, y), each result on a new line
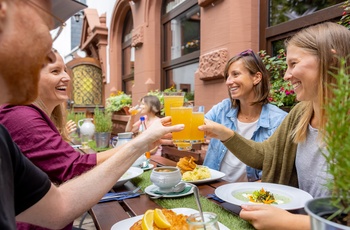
top-left (203, 50), bottom-right (287, 182)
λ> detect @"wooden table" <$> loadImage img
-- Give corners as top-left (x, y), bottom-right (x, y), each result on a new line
top-left (88, 156), bottom-right (240, 230)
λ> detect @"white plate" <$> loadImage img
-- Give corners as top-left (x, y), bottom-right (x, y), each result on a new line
top-left (215, 182), bottom-right (313, 210)
top-left (114, 167), bottom-right (143, 187)
top-left (182, 167), bottom-right (225, 184)
top-left (140, 163), bottom-right (154, 171)
top-left (145, 183), bottom-right (194, 198)
top-left (111, 207), bottom-right (229, 230)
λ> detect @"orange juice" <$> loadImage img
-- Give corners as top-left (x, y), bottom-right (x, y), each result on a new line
top-left (163, 94), bottom-right (185, 116)
top-left (170, 107), bottom-right (192, 142)
top-left (190, 112), bottom-right (205, 143)
top-left (130, 109), bottom-right (140, 115)
top-left (129, 105), bottom-right (141, 115)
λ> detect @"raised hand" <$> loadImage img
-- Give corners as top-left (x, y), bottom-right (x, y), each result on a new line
top-left (65, 120), bottom-right (77, 135)
top-left (198, 119), bottom-right (234, 142)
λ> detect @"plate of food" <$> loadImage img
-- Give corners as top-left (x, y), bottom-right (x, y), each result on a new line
top-left (177, 156), bottom-right (225, 184)
top-left (114, 167), bottom-right (143, 187)
top-left (111, 208), bottom-right (230, 230)
top-left (182, 167), bottom-right (225, 184)
top-left (215, 182), bottom-right (313, 210)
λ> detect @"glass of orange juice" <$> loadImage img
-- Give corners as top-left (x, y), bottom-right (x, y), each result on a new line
top-left (129, 105), bottom-right (141, 116)
top-left (170, 105), bottom-right (193, 151)
top-left (163, 92), bottom-right (185, 116)
top-left (190, 106), bottom-right (205, 144)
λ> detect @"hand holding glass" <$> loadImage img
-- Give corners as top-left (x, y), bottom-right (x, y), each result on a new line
top-left (171, 105), bottom-right (205, 151)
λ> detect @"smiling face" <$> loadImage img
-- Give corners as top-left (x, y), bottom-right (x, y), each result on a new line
top-left (284, 45), bottom-right (319, 103)
top-left (38, 52), bottom-right (70, 110)
top-left (0, 0), bottom-right (54, 105)
top-left (225, 59), bottom-right (261, 104)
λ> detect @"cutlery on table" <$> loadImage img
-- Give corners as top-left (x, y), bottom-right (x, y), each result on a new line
top-left (100, 186), bottom-right (142, 201)
top-left (193, 185), bottom-right (207, 230)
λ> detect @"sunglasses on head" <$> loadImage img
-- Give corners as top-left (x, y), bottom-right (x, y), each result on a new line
top-left (238, 49), bottom-right (260, 64)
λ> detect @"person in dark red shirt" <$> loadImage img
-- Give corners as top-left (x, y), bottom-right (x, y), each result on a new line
top-left (0, 1), bottom-right (184, 229)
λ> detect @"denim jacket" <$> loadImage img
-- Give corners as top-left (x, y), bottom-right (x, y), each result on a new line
top-left (203, 99), bottom-right (287, 182)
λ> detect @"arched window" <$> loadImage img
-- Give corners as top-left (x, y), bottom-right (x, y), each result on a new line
top-left (122, 10), bottom-right (134, 95)
top-left (162, 0), bottom-right (200, 94)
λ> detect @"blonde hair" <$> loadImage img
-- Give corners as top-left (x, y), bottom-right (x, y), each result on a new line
top-left (285, 22), bottom-right (350, 142)
top-left (33, 100), bottom-right (70, 141)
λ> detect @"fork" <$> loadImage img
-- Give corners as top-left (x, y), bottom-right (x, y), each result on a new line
top-left (100, 187), bottom-right (142, 201)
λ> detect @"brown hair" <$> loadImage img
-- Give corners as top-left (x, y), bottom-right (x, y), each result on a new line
top-left (285, 22), bottom-right (350, 142)
top-left (141, 95), bottom-right (161, 116)
top-left (224, 50), bottom-right (270, 107)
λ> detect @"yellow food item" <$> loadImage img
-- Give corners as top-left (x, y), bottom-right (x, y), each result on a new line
top-left (182, 166), bottom-right (211, 181)
top-left (141, 210), bottom-right (154, 230)
top-left (177, 156), bottom-right (197, 174)
top-left (154, 208), bottom-right (171, 228)
top-left (130, 209), bottom-right (189, 230)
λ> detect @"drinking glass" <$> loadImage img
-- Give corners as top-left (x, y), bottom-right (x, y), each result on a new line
top-left (170, 105), bottom-right (192, 150)
top-left (186, 212), bottom-right (220, 230)
top-left (163, 92), bottom-right (185, 116)
top-left (80, 133), bottom-right (90, 149)
top-left (129, 104), bottom-right (141, 115)
top-left (190, 106), bottom-right (205, 144)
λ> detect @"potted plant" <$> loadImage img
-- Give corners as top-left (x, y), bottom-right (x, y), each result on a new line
top-left (105, 91), bottom-right (132, 114)
top-left (93, 107), bottom-right (113, 148)
top-left (338, 1), bottom-right (350, 30)
top-left (304, 57), bottom-right (350, 229)
top-left (259, 49), bottom-right (298, 111)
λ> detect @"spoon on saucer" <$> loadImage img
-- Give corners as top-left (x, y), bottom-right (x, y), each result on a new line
top-left (150, 182), bottom-right (186, 199)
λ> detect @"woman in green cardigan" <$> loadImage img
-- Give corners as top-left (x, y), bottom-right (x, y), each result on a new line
top-left (199, 22), bottom-right (350, 230)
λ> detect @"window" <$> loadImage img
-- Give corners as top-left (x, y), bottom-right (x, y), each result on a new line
top-left (122, 10), bottom-right (134, 95)
top-left (162, 0), bottom-right (200, 92)
top-left (260, 0), bottom-right (344, 54)
top-left (269, 0), bottom-right (344, 26)
top-left (163, 0), bottom-right (187, 13)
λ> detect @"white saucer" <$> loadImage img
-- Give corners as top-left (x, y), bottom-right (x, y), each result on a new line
top-left (141, 163), bottom-right (154, 171)
top-left (145, 183), bottom-right (194, 198)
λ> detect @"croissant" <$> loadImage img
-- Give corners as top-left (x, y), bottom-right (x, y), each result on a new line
top-left (176, 156), bottom-right (197, 174)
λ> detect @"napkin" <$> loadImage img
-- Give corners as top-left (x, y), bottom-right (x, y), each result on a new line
top-left (206, 193), bottom-right (225, 203)
top-left (221, 202), bottom-right (242, 216)
top-left (151, 185), bottom-right (192, 195)
top-left (99, 192), bottom-right (140, 203)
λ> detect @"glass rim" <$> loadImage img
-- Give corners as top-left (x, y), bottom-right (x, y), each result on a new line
top-left (186, 212), bottom-right (218, 225)
top-left (163, 91), bottom-right (186, 96)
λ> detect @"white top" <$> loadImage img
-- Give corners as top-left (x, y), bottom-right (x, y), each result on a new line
top-left (220, 119), bottom-right (258, 182)
top-left (296, 124), bottom-right (331, 198)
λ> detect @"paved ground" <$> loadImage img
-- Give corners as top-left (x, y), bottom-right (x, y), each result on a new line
top-left (73, 212), bottom-right (96, 230)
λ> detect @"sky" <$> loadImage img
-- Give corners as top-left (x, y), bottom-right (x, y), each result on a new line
top-left (53, 0), bottom-right (115, 59)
